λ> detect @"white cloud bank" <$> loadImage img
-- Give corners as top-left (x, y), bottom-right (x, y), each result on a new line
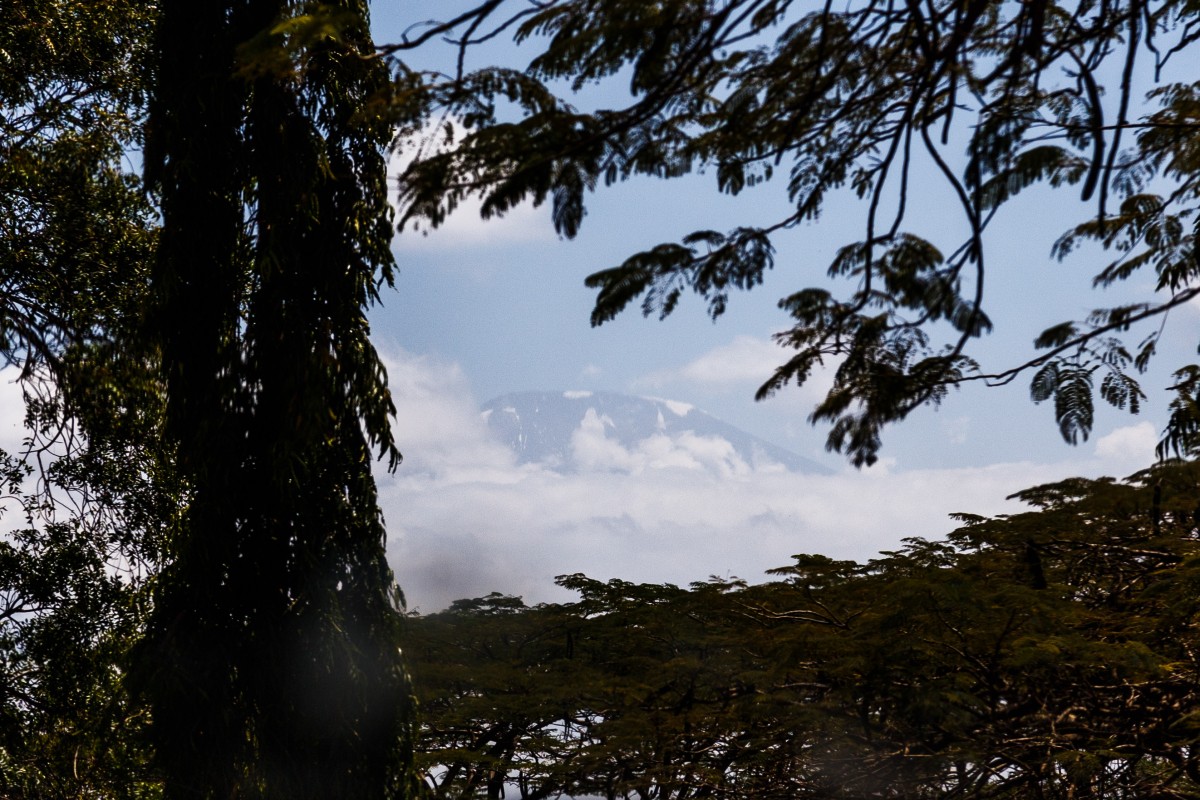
top-left (635, 334), bottom-right (841, 401)
top-left (1094, 421), bottom-right (1157, 463)
top-left (378, 349), bottom-right (1164, 612)
top-left (392, 193), bottom-right (553, 252)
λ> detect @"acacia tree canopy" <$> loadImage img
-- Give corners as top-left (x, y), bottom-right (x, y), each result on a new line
top-left (408, 460), bottom-right (1200, 800)
top-left (394, 0), bottom-right (1200, 465)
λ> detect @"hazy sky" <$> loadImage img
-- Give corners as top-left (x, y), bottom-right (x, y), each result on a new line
top-left (365, 4), bottom-right (1190, 609)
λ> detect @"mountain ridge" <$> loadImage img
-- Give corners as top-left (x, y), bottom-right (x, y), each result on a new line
top-left (481, 390), bottom-right (832, 475)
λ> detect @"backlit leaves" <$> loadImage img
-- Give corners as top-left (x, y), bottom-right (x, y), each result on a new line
top-left (1030, 360), bottom-right (1095, 444)
top-left (395, 0), bottom-right (1200, 463)
top-left (975, 146), bottom-right (1089, 212)
top-left (1159, 365), bottom-right (1200, 459)
top-left (586, 227), bottom-right (775, 323)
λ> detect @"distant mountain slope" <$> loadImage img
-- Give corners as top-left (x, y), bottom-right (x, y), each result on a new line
top-left (481, 390), bottom-right (832, 475)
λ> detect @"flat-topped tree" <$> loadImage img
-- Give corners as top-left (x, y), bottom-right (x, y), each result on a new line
top-left (408, 461), bottom-right (1200, 799)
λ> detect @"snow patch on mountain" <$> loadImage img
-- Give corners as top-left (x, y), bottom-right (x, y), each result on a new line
top-left (480, 390), bottom-right (831, 475)
top-left (646, 397), bottom-right (693, 417)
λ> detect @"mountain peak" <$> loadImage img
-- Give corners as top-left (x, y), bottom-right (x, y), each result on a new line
top-left (481, 390), bottom-right (831, 475)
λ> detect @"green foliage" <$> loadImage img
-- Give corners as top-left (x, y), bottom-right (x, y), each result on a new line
top-left (0, 404), bottom-right (172, 800)
top-left (0, 0), bottom-right (154, 375)
top-left (396, 0), bottom-right (1200, 465)
top-left (0, 1), bottom-right (165, 796)
top-left (3, 0), bottom-right (422, 797)
top-left (410, 461), bottom-right (1200, 799)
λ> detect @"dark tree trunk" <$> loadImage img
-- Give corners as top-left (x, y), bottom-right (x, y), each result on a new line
top-left (132, 3), bottom-right (412, 798)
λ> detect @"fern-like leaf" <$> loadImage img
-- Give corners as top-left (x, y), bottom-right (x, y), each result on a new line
top-left (1054, 365), bottom-right (1095, 445)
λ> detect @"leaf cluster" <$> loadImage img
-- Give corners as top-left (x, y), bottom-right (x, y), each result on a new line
top-left (0, 3), bottom-right (168, 796)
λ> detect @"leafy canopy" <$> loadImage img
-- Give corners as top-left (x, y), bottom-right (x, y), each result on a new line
top-left (409, 460), bottom-right (1200, 799)
top-left (394, 0), bottom-right (1200, 465)
top-left (2, 1), bottom-right (418, 797)
top-left (0, 1), bottom-right (165, 796)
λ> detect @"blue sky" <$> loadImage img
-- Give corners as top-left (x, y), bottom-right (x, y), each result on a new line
top-left (357, 3), bottom-right (1196, 608)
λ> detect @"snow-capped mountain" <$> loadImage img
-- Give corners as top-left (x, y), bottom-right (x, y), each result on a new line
top-left (481, 390), bottom-right (832, 475)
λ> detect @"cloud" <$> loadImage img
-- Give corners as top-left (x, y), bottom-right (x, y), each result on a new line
top-left (570, 408), bottom-right (752, 477)
top-left (636, 335), bottom-right (784, 389)
top-left (393, 195), bottom-right (553, 252)
top-left (381, 348), bottom-right (519, 483)
top-left (1092, 422), bottom-right (1158, 473)
top-left (633, 334), bottom-right (839, 407)
top-left (377, 350), bottom-right (1164, 613)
